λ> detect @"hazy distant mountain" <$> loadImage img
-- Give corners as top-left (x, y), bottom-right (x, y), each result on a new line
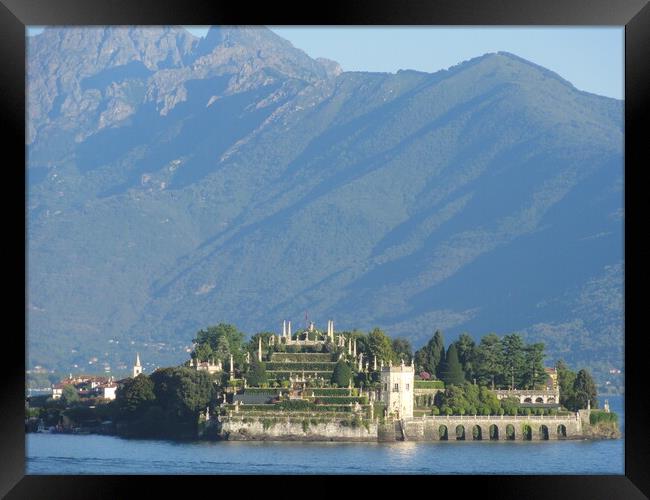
top-left (27, 26), bottom-right (623, 385)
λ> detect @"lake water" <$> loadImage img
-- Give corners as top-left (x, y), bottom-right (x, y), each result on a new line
top-left (26, 396), bottom-right (624, 475)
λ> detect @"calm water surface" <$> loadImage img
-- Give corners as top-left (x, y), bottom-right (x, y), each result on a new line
top-left (26, 396), bottom-right (624, 475)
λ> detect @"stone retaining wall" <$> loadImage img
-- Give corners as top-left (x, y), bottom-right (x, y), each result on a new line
top-left (217, 418), bottom-right (378, 441)
top-left (402, 415), bottom-right (581, 441)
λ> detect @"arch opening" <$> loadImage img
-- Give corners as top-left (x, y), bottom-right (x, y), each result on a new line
top-left (438, 425), bottom-right (448, 441)
top-left (557, 424), bottom-right (567, 438)
top-left (539, 425), bottom-right (549, 440)
top-left (506, 424), bottom-right (516, 440)
top-left (489, 424), bottom-right (499, 440)
top-left (472, 425), bottom-right (482, 441)
top-left (522, 424), bottom-right (532, 440)
top-left (455, 425), bottom-right (466, 441)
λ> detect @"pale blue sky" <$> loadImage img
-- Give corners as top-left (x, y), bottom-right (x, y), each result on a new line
top-left (28, 26), bottom-right (624, 99)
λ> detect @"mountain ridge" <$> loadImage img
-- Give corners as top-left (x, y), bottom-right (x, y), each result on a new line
top-left (27, 27), bottom-right (623, 389)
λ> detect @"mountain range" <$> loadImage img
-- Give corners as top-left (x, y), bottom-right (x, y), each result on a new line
top-left (27, 26), bottom-right (623, 387)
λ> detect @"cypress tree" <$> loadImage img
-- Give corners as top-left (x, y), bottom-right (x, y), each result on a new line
top-left (432, 330), bottom-right (445, 378)
top-left (331, 359), bottom-right (352, 387)
top-left (441, 344), bottom-right (465, 386)
top-left (573, 369), bottom-right (598, 409)
top-left (245, 359), bottom-right (268, 387)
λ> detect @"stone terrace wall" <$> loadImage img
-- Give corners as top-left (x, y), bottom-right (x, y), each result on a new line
top-left (218, 418), bottom-right (378, 441)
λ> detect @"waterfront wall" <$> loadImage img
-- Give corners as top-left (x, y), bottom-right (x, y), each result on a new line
top-left (402, 415), bottom-right (582, 441)
top-left (212, 413), bottom-right (610, 442)
top-left (216, 418), bottom-right (378, 441)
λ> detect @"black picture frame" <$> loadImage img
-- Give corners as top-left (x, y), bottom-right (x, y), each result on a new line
top-left (2, 0), bottom-right (648, 497)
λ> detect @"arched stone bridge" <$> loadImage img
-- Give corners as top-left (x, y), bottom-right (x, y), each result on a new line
top-left (401, 414), bottom-right (582, 441)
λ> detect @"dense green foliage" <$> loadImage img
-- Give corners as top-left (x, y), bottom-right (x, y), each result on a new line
top-left (312, 396), bottom-right (368, 405)
top-left (573, 369), bottom-right (598, 410)
top-left (307, 388), bottom-right (357, 396)
top-left (453, 333), bottom-right (476, 382)
top-left (365, 328), bottom-right (396, 365)
top-left (331, 359), bottom-right (353, 387)
top-left (115, 374), bottom-right (155, 417)
top-left (61, 384), bottom-right (80, 405)
top-left (414, 330), bottom-right (446, 378)
top-left (439, 345), bottom-right (465, 386)
top-left (556, 360), bottom-right (598, 411)
top-left (391, 338), bottom-right (413, 364)
top-left (413, 380), bottom-right (445, 389)
top-left (149, 367), bottom-right (215, 418)
top-left (276, 399), bottom-right (312, 411)
top-left (245, 359), bottom-right (268, 387)
top-left (192, 323), bottom-right (246, 364)
top-left (435, 383), bottom-right (504, 416)
top-left (265, 362), bottom-right (337, 371)
top-left (589, 410), bottom-right (618, 425)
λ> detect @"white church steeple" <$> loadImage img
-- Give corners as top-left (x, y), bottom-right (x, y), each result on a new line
top-left (133, 352), bottom-right (143, 378)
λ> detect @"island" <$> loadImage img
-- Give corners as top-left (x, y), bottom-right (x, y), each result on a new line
top-left (25, 320), bottom-right (620, 442)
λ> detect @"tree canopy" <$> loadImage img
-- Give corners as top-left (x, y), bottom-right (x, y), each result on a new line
top-left (366, 328), bottom-right (395, 365)
top-left (149, 367), bottom-right (215, 418)
top-left (414, 330), bottom-right (445, 377)
top-left (61, 384), bottom-right (80, 405)
top-left (392, 338), bottom-right (413, 364)
top-left (453, 333), bottom-right (476, 382)
top-left (115, 374), bottom-right (155, 417)
top-left (331, 359), bottom-right (353, 387)
top-left (440, 344), bottom-right (466, 386)
top-left (192, 323), bottom-right (245, 363)
top-left (245, 359), bottom-right (268, 387)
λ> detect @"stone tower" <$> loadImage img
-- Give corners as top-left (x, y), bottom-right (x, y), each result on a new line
top-left (132, 353), bottom-right (143, 378)
top-left (379, 361), bottom-right (414, 419)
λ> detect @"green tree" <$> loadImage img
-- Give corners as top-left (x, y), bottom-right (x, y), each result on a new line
top-left (573, 369), bottom-right (598, 410)
top-left (248, 332), bottom-right (275, 359)
top-left (557, 359), bottom-right (577, 410)
top-left (245, 359), bottom-right (268, 387)
top-left (149, 367), bottom-right (215, 419)
top-left (193, 323), bottom-right (245, 364)
top-left (474, 334), bottom-right (502, 388)
top-left (500, 396), bottom-right (520, 415)
top-left (414, 330), bottom-right (445, 377)
top-left (116, 374), bottom-right (155, 417)
top-left (392, 338), bottom-right (413, 364)
top-left (439, 384), bottom-right (468, 414)
top-left (463, 382), bottom-right (480, 412)
top-left (521, 343), bottom-right (547, 389)
top-left (61, 384), bottom-right (79, 405)
top-left (193, 343), bottom-right (213, 363)
top-left (431, 330), bottom-right (446, 378)
top-left (453, 333), bottom-right (476, 382)
top-left (331, 359), bottom-right (353, 387)
top-left (440, 344), bottom-right (465, 386)
top-left (501, 334), bottom-right (526, 389)
top-left (366, 328), bottom-right (395, 365)
top-left (478, 386), bottom-right (501, 415)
